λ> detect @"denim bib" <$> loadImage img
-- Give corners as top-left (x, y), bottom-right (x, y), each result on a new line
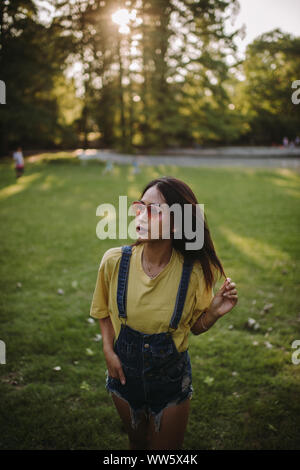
top-left (105, 245), bottom-right (194, 433)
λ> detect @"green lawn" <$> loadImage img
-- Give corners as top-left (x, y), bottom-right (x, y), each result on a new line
top-left (0, 153), bottom-right (299, 450)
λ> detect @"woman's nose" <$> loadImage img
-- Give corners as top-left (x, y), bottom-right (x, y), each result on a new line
top-left (136, 213), bottom-right (149, 226)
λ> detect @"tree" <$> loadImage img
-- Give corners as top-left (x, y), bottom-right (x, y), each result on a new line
top-left (0, 0), bottom-right (74, 156)
top-left (234, 29), bottom-right (300, 144)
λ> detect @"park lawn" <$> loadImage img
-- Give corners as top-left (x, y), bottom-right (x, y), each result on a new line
top-left (0, 153), bottom-right (299, 450)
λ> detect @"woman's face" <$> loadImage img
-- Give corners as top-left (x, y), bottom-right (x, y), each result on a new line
top-left (134, 186), bottom-right (173, 241)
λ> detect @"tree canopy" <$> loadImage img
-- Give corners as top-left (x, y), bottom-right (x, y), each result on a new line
top-left (0, 0), bottom-right (299, 155)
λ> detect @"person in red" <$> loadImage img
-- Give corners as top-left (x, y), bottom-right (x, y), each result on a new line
top-left (12, 146), bottom-right (25, 179)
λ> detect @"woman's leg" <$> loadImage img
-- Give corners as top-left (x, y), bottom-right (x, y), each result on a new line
top-left (147, 397), bottom-right (191, 450)
top-left (110, 392), bottom-right (150, 450)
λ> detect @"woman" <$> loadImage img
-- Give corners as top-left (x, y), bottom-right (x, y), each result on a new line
top-left (90, 176), bottom-right (238, 450)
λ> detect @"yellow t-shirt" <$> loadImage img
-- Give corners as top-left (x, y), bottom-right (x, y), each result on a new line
top-left (89, 244), bottom-right (216, 353)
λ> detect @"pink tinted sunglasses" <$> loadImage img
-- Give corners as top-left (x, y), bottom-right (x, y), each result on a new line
top-left (131, 200), bottom-right (166, 218)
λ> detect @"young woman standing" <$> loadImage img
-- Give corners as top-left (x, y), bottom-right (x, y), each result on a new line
top-left (90, 176), bottom-right (238, 450)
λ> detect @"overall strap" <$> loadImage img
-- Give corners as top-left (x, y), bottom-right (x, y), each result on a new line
top-left (116, 245), bottom-right (132, 321)
top-left (168, 258), bottom-right (194, 332)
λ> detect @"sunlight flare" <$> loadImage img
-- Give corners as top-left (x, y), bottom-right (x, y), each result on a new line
top-left (111, 8), bottom-right (138, 34)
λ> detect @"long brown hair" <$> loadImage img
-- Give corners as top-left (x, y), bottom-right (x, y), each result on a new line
top-left (130, 176), bottom-right (226, 292)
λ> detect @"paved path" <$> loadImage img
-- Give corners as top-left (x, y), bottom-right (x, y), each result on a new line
top-left (77, 149), bottom-right (300, 169)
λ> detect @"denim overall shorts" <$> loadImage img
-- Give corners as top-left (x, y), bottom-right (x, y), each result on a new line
top-left (105, 245), bottom-right (194, 434)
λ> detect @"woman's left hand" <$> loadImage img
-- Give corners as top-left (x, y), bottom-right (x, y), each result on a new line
top-left (209, 277), bottom-right (238, 318)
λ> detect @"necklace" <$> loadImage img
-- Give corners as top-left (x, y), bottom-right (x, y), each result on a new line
top-left (142, 252), bottom-right (160, 278)
top-left (142, 250), bottom-right (171, 279)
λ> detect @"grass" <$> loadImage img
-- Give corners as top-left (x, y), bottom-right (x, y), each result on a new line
top-left (0, 153), bottom-right (299, 450)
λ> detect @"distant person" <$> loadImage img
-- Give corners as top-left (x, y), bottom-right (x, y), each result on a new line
top-left (12, 146), bottom-right (25, 179)
top-left (102, 159), bottom-right (114, 175)
top-left (295, 136), bottom-right (300, 147)
top-left (283, 137), bottom-right (289, 147)
top-left (132, 156), bottom-right (141, 174)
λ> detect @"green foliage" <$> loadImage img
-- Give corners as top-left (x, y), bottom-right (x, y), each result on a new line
top-left (1, 2), bottom-right (300, 152)
top-left (232, 29), bottom-right (300, 144)
top-left (0, 0), bottom-right (78, 155)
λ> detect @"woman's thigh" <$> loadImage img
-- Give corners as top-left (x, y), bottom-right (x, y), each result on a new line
top-left (110, 392), bottom-right (150, 450)
top-left (147, 397), bottom-right (191, 450)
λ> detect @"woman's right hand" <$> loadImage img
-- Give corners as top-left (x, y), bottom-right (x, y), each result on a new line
top-left (104, 349), bottom-right (126, 385)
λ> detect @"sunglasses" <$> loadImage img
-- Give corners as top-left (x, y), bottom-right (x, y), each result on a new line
top-left (131, 200), bottom-right (167, 218)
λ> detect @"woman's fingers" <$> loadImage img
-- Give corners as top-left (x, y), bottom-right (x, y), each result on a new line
top-left (223, 281), bottom-right (237, 297)
top-left (224, 292), bottom-right (238, 298)
top-left (118, 367), bottom-right (126, 385)
top-left (226, 282), bottom-right (236, 290)
top-left (220, 277), bottom-right (231, 293)
top-left (224, 288), bottom-right (237, 294)
top-left (109, 368), bottom-right (126, 385)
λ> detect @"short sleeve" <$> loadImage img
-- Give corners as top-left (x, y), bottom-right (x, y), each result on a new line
top-left (89, 252), bottom-right (112, 320)
top-left (188, 264), bottom-right (216, 330)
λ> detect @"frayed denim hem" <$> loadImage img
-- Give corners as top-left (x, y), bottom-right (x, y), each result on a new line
top-left (147, 387), bottom-right (194, 433)
top-left (106, 384), bottom-right (193, 434)
top-left (106, 387), bottom-right (149, 431)
top-left (105, 368), bottom-right (193, 434)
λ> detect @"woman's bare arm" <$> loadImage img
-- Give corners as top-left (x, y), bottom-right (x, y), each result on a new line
top-left (99, 317), bottom-right (126, 384)
top-left (191, 278), bottom-right (238, 335)
top-left (99, 317), bottom-right (115, 354)
top-left (190, 307), bottom-right (219, 335)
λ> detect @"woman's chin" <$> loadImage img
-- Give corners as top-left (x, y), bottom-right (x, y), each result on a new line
top-left (137, 233), bottom-right (149, 240)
